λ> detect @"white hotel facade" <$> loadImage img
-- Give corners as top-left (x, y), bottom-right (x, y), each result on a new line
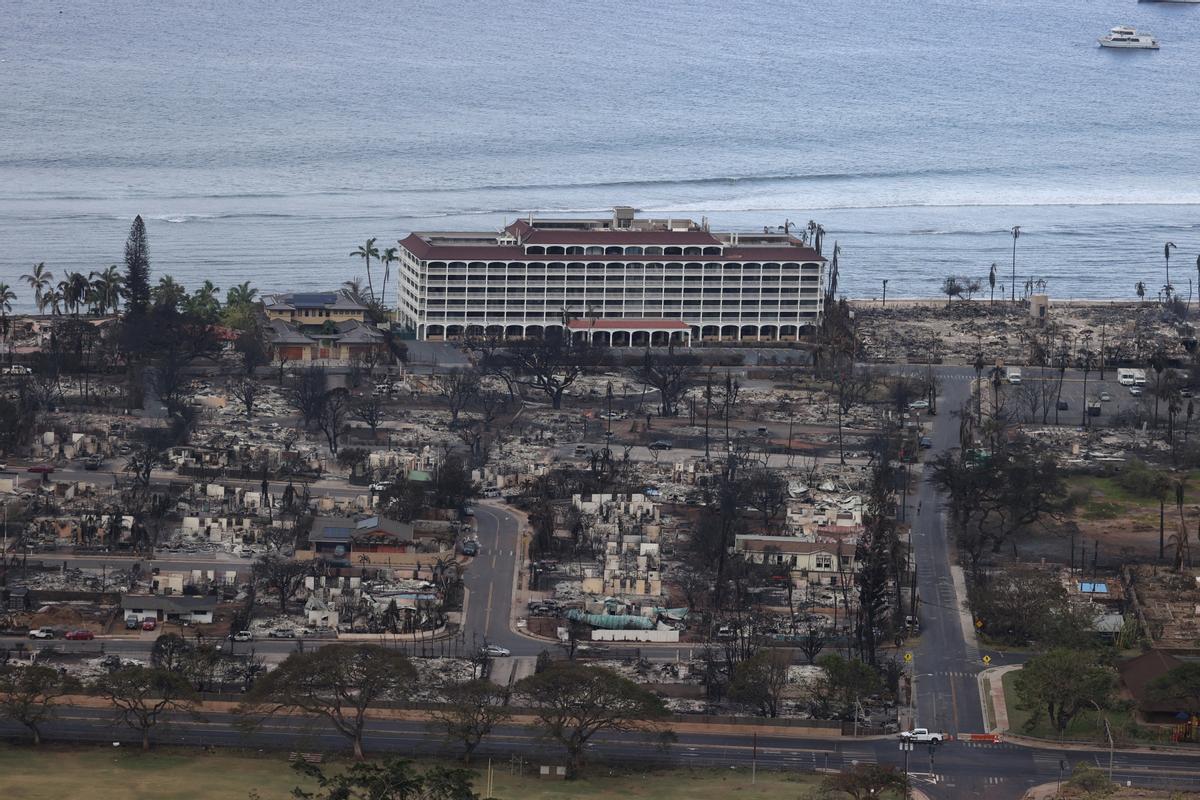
top-left (394, 208), bottom-right (827, 346)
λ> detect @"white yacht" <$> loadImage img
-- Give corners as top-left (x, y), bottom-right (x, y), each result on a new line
top-left (1098, 26), bottom-right (1160, 49)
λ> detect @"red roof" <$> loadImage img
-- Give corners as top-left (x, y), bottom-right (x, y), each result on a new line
top-left (398, 233), bottom-right (823, 264)
top-left (566, 319), bottom-right (690, 331)
top-left (521, 229), bottom-right (723, 247)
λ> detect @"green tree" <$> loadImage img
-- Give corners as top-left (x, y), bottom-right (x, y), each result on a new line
top-left (379, 246), bottom-right (398, 306)
top-left (184, 280), bottom-right (222, 324)
top-left (92, 666), bottom-right (200, 750)
top-left (0, 664), bottom-right (81, 744)
top-left (727, 649), bottom-right (791, 718)
top-left (0, 283), bottom-right (15, 358)
top-left (351, 238), bottom-right (381, 302)
top-left (90, 265), bottom-right (124, 315)
top-left (1012, 649), bottom-right (1114, 735)
top-left (515, 662), bottom-right (671, 776)
top-left (151, 275), bottom-right (187, 312)
top-left (20, 262), bottom-right (53, 313)
top-left (292, 757), bottom-right (477, 800)
top-left (1147, 662), bottom-right (1200, 715)
top-left (237, 645), bottom-right (416, 760)
top-left (815, 654), bottom-right (881, 718)
top-left (124, 215), bottom-right (151, 315)
top-left (822, 764), bottom-right (908, 799)
top-left (429, 679), bottom-right (513, 763)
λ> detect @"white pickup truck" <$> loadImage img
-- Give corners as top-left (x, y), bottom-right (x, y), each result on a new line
top-left (900, 728), bottom-right (946, 744)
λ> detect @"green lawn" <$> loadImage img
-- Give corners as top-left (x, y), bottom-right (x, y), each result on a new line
top-left (1001, 670), bottom-right (1172, 746)
top-left (1068, 472), bottom-right (1200, 521)
top-left (0, 745), bottom-right (829, 800)
top-left (1068, 475), bottom-right (1159, 520)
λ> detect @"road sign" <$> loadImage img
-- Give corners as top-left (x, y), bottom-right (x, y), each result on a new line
top-left (975, 619), bottom-right (984, 629)
top-left (982, 655), bottom-right (992, 664)
top-left (904, 652), bottom-right (913, 663)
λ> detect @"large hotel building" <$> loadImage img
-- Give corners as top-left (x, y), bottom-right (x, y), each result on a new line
top-left (395, 207), bottom-right (827, 346)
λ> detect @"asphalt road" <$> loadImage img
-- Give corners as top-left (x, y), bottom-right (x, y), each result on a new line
top-left (5, 706), bottom-right (1200, 799)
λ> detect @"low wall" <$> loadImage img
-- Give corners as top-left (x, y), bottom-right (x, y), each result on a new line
top-left (295, 549), bottom-right (457, 567)
top-left (592, 629), bottom-right (680, 643)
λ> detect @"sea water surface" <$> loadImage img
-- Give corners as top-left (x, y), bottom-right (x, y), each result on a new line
top-left (3, 0), bottom-right (1200, 308)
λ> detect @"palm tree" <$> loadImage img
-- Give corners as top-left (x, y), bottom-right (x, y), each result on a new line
top-left (20, 262), bottom-right (53, 314)
top-left (379, 246), bottom-right (398, 307)
top-left (1009, 225), bottom-right (1021, 303)
top-left (0, 283), bottom-right (16, 363)
top-left (44, 288), bottom-right (62, 316)
top-left (89, 265), bottom-right (123, 315)
top-left (152, 275), bottom-right (187, 311)
top-left (1164, 242), bottom-right (1177, 297)
top-left (225, 281), bottom-right (258, 309)
top-left (59, 272), bottom-right (89, 315)
top-left (342, 277), bottom-right (367, 304)
top-left (350, 238), bottom-right (380, 301)
top-left (1136, 281), bottom-right (1146, 303)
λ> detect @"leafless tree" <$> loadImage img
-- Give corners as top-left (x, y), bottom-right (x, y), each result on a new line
top-left (316, 390), bottom-right (349, 454)
top-left (434, 367), bottom-right (481, 424)
top-left (227, 378), bottom-right (262, 419)
top-left (351, 395), bottom-right (387, 438)
top-left (628, 346), bottom-right (700, 417)
top-left (289, 366), bottom-right (327, 427)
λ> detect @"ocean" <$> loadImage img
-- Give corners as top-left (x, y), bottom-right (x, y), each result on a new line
top-left (3, 0), bottom-right (1200, 310)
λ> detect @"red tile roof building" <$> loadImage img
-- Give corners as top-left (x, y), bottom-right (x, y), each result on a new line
top-left (394, 207), bottom-right (827, 344)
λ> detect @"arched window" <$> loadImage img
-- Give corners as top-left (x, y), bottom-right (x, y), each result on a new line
top-left (525, 246), bottom-right (545, 255)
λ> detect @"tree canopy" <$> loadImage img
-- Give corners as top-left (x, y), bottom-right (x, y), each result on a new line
top-left (237, 645), bottom-right (416, 760)
top-left (515, 662), bottom-right (670, 775)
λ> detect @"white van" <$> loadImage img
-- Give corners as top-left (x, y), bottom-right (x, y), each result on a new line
top-left (1007, 368), bottom-right (1022, 385)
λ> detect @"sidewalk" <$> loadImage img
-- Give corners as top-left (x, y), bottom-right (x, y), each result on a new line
top-left (978, 664), bottom-right (1021, 733)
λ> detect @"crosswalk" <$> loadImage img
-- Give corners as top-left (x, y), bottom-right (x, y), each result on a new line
top-left (839, 745), bottom-right (877, 765)
top-left (1033, 751), bottom-right (1067, 771)
top-left (930, 670), bottom-right (977, 678)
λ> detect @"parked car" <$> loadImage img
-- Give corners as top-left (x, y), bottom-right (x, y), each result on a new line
top-left (229, 630), bottom-right (254, 642)
top-left (65, 630), bottom-right (95, 640)
top-left (648, 440), bottom-right (673, 451)
top-left (1129, 386), bottom-right (1144, 397)
top-left (125, 617), bottom-right (140, 630)
top-left (918, 437), bottom-right (933, 449)
top-left (908, 400), bottom-right (929, 410)
top-left (26, 464), bottom-right (55, 474)
top-left (83, 457), bottom-right (102, 471)
top-left (28, 628), bottom-right (55, 639)
top-left (1057, 400), bottom-right (1069, 411)
top-left (2, 365), bottom-right (32, 376)
top-left (268, 628), bottom-right (295, 638)
top-left (1099, 391), bottom-right (1112, 402)
top-left (480, 645), bottom-right (511, 658)
top-left (460, 540), bottom-right (479, 557)
top-left (141, 619), bottom-right (157, 631)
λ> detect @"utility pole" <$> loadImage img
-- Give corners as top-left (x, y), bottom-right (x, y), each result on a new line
top-left (882, 279), bottom-right (888, 309)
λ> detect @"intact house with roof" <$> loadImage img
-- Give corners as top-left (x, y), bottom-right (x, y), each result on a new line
top-left (735, 534), bottom-right (858, 585)
top-left (121, 593), bottom-right (217, 625)
top-left (263, 290), bottom-right (370, 324)
top-left (306, 515), bottom-right (416, 559)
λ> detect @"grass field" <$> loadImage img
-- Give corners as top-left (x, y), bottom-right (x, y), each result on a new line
top-left (0, 745), bottom-right (829, 800)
